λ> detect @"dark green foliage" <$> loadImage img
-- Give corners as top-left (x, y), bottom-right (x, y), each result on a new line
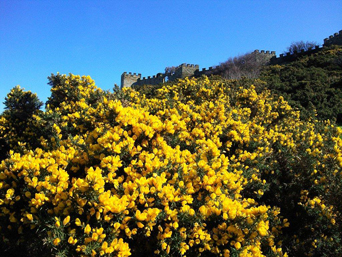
top-left (260, 46), bottom-right (342, 124)
top-left (0, 86), bottom-right (43, 160)
top-left (3, 85), bottom-right (43, 121)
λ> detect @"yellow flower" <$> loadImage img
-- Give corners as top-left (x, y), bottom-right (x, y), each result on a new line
top-left (26, 213), bottom-right (33, 221)
top-left (68, 236), bottom-right (77, 245)
top-left (55, 217), bottom-right (60, 228)
top-left (257, 220), bottom-right (269, 237)
top-left (135, 210), bottom-right (147, 221)
top-left (84, 224), bottom-right (91, 234)
top-left (75, 218), bottom-right (82, 226)
top-left (63, 216), bottom-right (70, 226)
top-left (53, 238), bottom-right (61, 246)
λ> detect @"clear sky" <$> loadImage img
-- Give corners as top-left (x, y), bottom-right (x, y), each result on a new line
top-left (1, 0), bottom-right (341, 113)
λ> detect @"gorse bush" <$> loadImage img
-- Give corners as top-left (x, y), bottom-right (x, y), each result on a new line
top-left (0, 85), bottom-right (43, 161)
top-left (0, 74), bottom-right (341, 257)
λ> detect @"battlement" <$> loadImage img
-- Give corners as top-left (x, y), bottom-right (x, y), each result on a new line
top-left (179, 63), bottom-right (200, 68)
top-left (170, 63), bottom-right (200, 79)
top-left (121, 72), bottom-right (141, 88)
top-left (194, 66), bottom-right (220, 77)
top-left (270, 45), bottom-right (322, 64)
top-left (324, 30), bottom-right (342, 46)
top-left (253, 50), bottom-right (276, 55)
top-left (120, 30), bottom-right (342, 87)
top-left (121, 63), bottom-right (201, 88)
top-left (140, 73), bottom-right (164, 80)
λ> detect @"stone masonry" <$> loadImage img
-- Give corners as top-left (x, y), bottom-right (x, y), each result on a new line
top-left (121, 30), bottom-right (341, 88)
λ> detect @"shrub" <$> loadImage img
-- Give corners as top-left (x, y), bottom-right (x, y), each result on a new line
top-left (260, 45), bottom-right (342, 123)
top-left (0, 75), bottom-right (341, 257)
top-left (0, 86), bottom-right (43, 161)
top-left (285, 41), bottom-right (318, 54)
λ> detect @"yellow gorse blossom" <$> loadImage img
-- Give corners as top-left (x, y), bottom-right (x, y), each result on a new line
top-left (63, 215), bottom-right (70, 226)
top-left (0, 74), bottom-right (341, 256)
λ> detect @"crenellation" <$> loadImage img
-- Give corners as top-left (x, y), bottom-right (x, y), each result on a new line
top-left (120, 30), bottom-right (341, 87)
top-left (121, 71), bottom-right (142, 88)
top-left (270, 44), bottom-right (323, 64)
top-left (324, 30), bottom-right (342, 46)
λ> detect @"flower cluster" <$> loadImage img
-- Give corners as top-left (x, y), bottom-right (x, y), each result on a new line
top-left (0, 74), bottom-right (341, 256)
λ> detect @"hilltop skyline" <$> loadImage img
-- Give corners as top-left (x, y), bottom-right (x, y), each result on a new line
top-left (1, 0), bottom-right (342, 112)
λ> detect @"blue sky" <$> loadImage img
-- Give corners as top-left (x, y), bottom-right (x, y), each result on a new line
top-left (1, 0), bottom-right (341, 112)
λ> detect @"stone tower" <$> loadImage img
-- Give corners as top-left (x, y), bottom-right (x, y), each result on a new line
top-left (121, 72), bottom-right (141, 88)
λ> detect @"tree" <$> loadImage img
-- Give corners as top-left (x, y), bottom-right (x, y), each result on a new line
top-left (164, 66), bottom-right (177, 75)
top-left (218, 51), bottom-right (272, 80)
top-left (285, 40), bottom-right (317, 54)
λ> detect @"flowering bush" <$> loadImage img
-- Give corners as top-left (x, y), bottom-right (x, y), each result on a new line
top-left (0, 74), bottom-right (341, 256)
top-left (0, 85), bottom-right (43, 161)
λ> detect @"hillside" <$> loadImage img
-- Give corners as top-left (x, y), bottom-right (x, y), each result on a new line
top-left (130, 44), bottom-right (342, 125)
top-left (260, 45), bottom-right (342, 123)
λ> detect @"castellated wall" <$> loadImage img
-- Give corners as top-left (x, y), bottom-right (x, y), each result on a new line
top-left (120, 30), bottom-right (342, 88)
top-left (194, 50), bottom-right (276, 77)
top-left (121, 72), bottom-right (141, 88)
top-left (253, 50), bottom-right (276, 62)
top-left (270, 45), bottom-right (322, 64)
top-left (121, 63), bottom-right (200, 88)
top-left (194, 66), bottom-right (220, 77)
top-left (271, 30), bottom-right (342, 64)
top-left (168, 64), bottom-right (199, 81)
top-left (324, 30), bottom-right (342, 47)
top-left (121, 51), bottom-right (276, 88)
top-left (136, 73), bottom-right (166, 86)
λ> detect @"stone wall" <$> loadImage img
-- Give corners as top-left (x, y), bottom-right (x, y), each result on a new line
top-left (271, 30), bottom-right (342, 64)
top-left (120, 30), bottom-right (341, 88)
top-left (324, 30), bottom-right (342, 47)
top-left (121, 64), bottom-right (200, 88)
top-left (270, 45), bottom-right (322, 64)
top-left (135, 73), bottom-right (166, 86)
top-left (121, 72), bottom-right (141, 88)
top-left (168, 64), bottom-right (199, 81)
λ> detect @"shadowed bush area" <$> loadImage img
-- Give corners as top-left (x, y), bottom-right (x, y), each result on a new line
top-left (260, 45), bottom-right (342, 124)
